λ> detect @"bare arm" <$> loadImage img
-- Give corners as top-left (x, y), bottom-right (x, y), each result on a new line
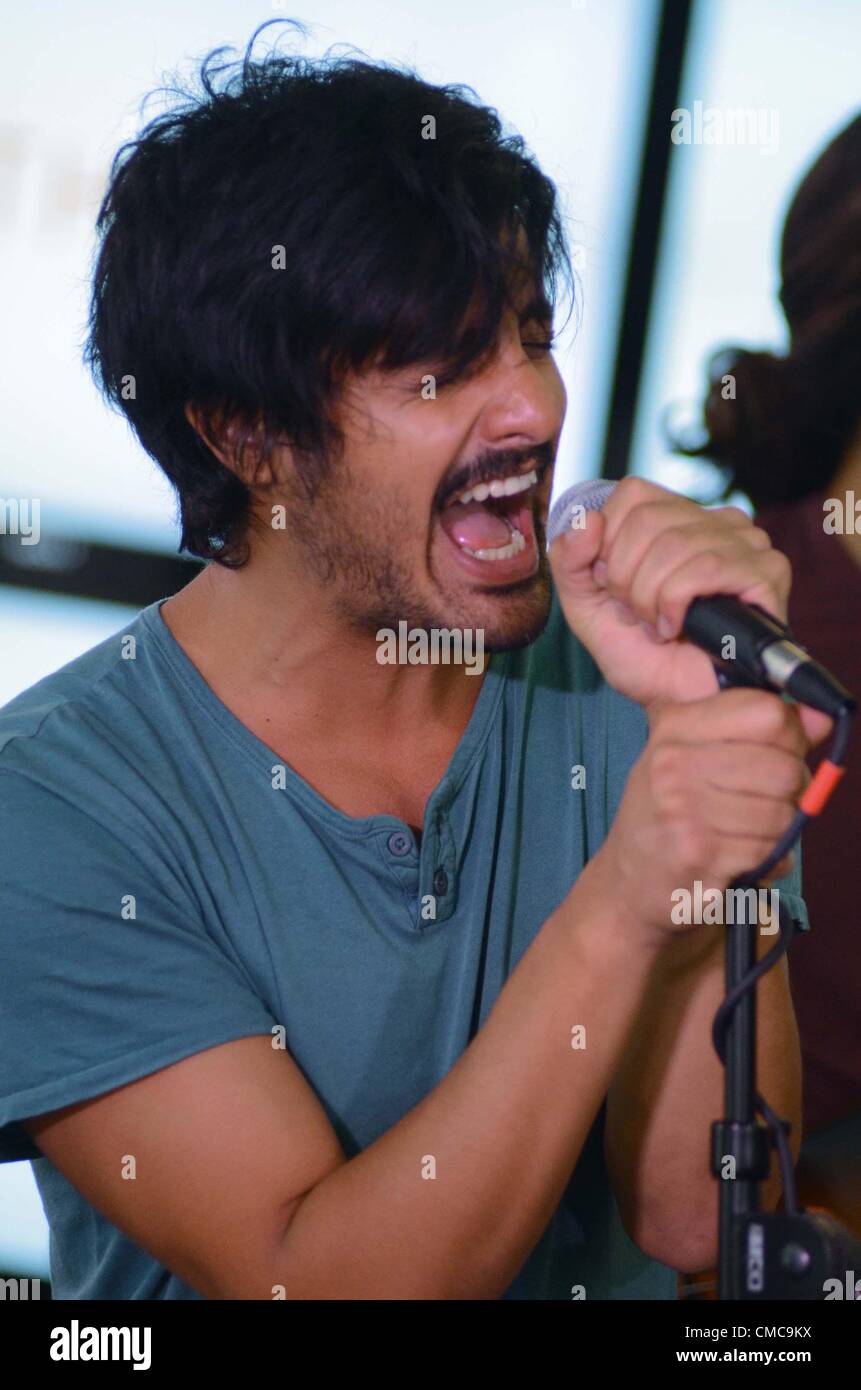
top-left (24, 848), bottom-right (666, 1301)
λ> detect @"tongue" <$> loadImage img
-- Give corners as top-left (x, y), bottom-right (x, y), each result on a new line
top-left (439, 499), bottom-right (513, 552)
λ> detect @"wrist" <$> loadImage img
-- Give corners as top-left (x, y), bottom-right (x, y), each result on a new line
top-left (568, 847), bottom-right (668, 965)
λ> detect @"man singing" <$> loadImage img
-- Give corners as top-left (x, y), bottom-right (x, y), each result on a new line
top-left (0, 24), bottom-right (827, 1299)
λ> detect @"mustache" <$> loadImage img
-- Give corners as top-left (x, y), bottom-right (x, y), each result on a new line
top-left (433, 440), bottom-right (555, 512)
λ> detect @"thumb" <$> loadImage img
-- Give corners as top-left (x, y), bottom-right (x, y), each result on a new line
top-left (548, 509), bottom-right (606, 601)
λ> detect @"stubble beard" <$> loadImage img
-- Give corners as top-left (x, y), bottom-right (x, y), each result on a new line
top-left (279, 471), bottom-right (554, 652)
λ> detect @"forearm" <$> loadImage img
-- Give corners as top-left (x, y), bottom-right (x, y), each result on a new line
top-left (271, 852), bottom-right (663, 1299)
top-left (605, 918), bottom-right (802, 1271)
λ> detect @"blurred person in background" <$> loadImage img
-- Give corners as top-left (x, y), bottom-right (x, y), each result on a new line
top-left (675, 110), bottom-right (861, 1241)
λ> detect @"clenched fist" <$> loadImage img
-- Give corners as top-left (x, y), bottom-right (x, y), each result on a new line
top-left (595, 688), bottom-right (831, 946)
top-left (548, 475), bottom-right (793, 709)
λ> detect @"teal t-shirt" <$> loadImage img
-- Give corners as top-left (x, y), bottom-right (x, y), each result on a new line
top-left (0, 585), bottom-right (808, 1299)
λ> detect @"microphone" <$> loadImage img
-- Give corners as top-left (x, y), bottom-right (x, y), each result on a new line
top-left (546, 479), bottom-right (855, 718)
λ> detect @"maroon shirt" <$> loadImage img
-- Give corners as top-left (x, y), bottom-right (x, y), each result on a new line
top-left (756, 488), bottom-right (861, 1134)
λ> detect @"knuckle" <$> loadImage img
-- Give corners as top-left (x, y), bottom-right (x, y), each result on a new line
top-left (765, 547), bottom-right (792, 582)
top-left (651, 742), bottom-right (685, 792)
top-left (647, 523), bottom-right (689, 562)
top-left (746, 524), bottom-right (774, 549)
top-left (779, 754), bottom-right (807, 796)
top-left (721, 505), bottom-right (754, 526)
top-left (663, 522), bottom-right (697, 547)
top-left (757, 694), bottom-right (791, 738)
top-left (676, 823), bottom-right (710, 870)
top-left (616, 476), bottom-right (658, 504)
top-left (694, 548), bottom-right (726, 576)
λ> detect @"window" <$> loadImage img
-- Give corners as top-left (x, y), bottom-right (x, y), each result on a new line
top-left (629, 0), bottom-right (861, 503)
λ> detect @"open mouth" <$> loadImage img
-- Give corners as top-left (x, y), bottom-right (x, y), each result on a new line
top-left (437, 462), bottom-right (549, 584)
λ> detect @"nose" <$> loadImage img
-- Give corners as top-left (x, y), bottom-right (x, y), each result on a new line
top-left (477, 326), bottom-right (567, 454)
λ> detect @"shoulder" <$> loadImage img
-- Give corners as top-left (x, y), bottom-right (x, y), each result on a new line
top-left (0, 600), bottom-right (191, 866)
top-left (0, 599), bottom-right (170, 782)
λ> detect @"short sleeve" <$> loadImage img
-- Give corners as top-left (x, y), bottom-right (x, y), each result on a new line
top-left (0, 769), bottom-right (278, 1162)
top-left (771, 835), bottom-right (810, 933)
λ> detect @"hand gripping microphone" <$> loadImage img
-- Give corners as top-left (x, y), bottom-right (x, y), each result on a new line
top-left (546, 479), bottom-right (855, 722)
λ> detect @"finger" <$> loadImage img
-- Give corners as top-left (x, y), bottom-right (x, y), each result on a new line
top-left (691, 742), bottom-right (808, 800)
top-left (548, 508), bottom-right (604, 589)
top-left (653, 546), bottom-right (792, 638)
top-left (709, 505), bottom-right (761, 531)
top-left (605, 509), bottom-right (767, 601)
top-left (599, 503), bottom-right (705, 592)
top-left (623, 526), bottom-right (772, 630)
top-left (598, 476), bottom-right (696, 556)
top-left (614, 503), bottom-right (758, 586)
top-left (703, 788), bottom-right (798, 840)
top-left (652, 688), bottom-right (808, 756)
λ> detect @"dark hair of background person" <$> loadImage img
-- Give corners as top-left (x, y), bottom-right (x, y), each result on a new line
top-left (669, 111), bottom-right (861, 509)
top-left (84, 17), bottom-right (575, 568)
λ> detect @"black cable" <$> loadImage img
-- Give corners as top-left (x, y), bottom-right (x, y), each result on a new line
top-left (830, 704), bottom-right (853, 764)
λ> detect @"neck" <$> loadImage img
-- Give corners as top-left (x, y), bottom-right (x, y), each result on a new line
top-left (160, 545), bottom-right (489, 749)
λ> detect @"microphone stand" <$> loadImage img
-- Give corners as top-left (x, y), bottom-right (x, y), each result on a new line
top-left (714, 889), bottom-right (763, 1299)
top-left (705, 668), bottom-right (861, 1300)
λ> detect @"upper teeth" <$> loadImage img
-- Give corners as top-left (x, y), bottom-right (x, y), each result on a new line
top-left (452, 469), bottom-right (538, 507)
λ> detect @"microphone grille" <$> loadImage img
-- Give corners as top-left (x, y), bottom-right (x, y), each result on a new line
top-left (546, 479), bottom-right (616, 548)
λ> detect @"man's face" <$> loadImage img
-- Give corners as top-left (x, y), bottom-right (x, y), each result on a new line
top-left (269, 291), bottom-right (567, 652)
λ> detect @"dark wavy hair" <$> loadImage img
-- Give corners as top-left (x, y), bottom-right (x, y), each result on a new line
top-left (85, 18), bottom-right (574, 566)
top-left (670, 111), bottom-right (861, 508)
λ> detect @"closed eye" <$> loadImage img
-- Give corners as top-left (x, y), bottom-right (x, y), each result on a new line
top-left (522, 333), bottom-right (557, 355)
top-left (519, 307), bottom-right (557, 355)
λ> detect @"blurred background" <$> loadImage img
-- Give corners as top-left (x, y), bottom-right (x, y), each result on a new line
top-left (1, 0), bottom-right (860, 1289)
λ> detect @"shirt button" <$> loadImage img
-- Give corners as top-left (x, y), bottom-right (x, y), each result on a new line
top-left (432, 867), bottom-right (449, 896)
top-left (387, 831), bottom-right (412, 857)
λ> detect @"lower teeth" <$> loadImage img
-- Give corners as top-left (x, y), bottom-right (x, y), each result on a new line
top-left (462, 525), bottom-right (526, 562)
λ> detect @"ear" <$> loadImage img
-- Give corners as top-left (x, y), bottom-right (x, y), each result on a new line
top-left (183, 402), bottom-right (276, 487)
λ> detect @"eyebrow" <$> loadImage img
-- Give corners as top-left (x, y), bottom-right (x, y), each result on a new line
top-left (390, 288), bottom-right (553, 385)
